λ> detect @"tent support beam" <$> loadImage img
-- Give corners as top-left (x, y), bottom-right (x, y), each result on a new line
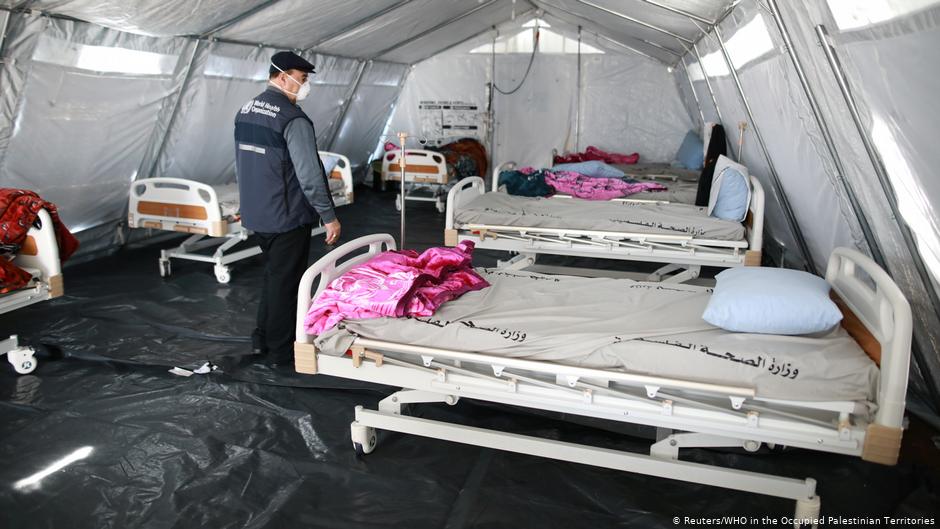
top-left (142, 40), bottom-right (204, 180)
top-left (306, 0), bottom-right (417, 52)
top-left (691, 43), bottom-right (724, 127)
top-left (634, 0), bottom-right (715, 26)
top-left (572, 0), bottom-right (693, 45)
top-left (680, 59), bottom-right (706, 130)
top-left (534, 0), bottom-right (675, 64)
top-left (816, 23), bottom-right (940, 323)
top-left (327, 60), bottom-right (369, 151)
top-left (766, 0), bottom-right (886, 271)
top-left (197, 0), bottom-right (286, 38)
top-left (371, 0), bottom-right (501, 60)
top-left (714, 25), bottom-right (816, 273)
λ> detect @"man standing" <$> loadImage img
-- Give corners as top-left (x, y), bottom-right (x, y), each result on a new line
top-left (234, 51), bottom-right (341, 367)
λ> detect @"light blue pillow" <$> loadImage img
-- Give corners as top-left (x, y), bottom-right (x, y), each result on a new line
top-left (710, 166), bottom-right (750, 221)
top-left (675, 130), bottom-right (704, 170)
top-left (702, 267), bottom-right (843, 335)
top-left (553, 160), bottom-right (625, 178)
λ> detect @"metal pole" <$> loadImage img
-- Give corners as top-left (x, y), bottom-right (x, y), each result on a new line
top-left (576, 25), bottom-right (582, 152)
top-left (489, 27), bottom-right (498, 182)
top-left (397, 131), bottom-right (408, 248)
top-left (370, 0), bottom-right (501, 59)
top-left (766, 0), bottom-right (886, 271)
top-left (595, 33), bottom-right (667, 64)
top-left (326, 60), bottom-right (369, 151)
top-left (633, 0), bottom-right (715, 26)
top-left (573, 0), bottom-right (693, 44)
top-left (816, 24), bottom-right (940, 317)
top-left (681, 59), bottom-right (706, 129)
top-left (144, 40), bottom-right (204, 179)
top-left (305, 0), bottom-right (416, 52)
top-left (714, 25), bottom-right (816, 273)
top-left (691, 43), bottom-right (723, 125)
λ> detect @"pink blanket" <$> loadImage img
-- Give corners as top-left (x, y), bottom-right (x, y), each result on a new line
top-left (515, 167), bottom-right (666, 200)
top-left (304, 241), bottom-right (489, 334)
top-left (553, 145), bottom-right (639, 165)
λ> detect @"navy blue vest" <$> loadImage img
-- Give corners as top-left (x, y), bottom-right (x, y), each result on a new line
top-left (234, 87), bottom-right (317, 233)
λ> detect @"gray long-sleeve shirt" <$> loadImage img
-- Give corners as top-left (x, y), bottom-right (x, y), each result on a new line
top-left (284, 117), bottom-right (337, 223)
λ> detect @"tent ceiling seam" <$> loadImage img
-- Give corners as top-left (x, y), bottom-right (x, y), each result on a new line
top-left (305, 0), bottom-right (418, 52)
top-left (371, 0), bottom-right (503, 60)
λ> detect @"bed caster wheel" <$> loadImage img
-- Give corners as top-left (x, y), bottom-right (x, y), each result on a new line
top-left (214, 265), bottom-right (231, 284)
top-left (351, 422), bottom-right (377, 456)
top-left (8, 346), bottom-right (37, 375)
top-left (395, 195), bottom-right (402, 211)
top-left (158, 258), bottom-right (171, 277)
top-left (793, 495), bottom-right (821, 529)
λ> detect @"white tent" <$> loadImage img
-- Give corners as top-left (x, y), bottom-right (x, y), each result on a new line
top-left (2, 0), bottom-right (938, 411)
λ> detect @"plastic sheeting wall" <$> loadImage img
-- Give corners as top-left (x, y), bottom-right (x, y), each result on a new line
top-left (387, 18), bottom-right (693, 172)
top-left (154, 45), bottom-right (363, 186)
top-left (672, 0), bottom-right (940, 405)
top-left (0, 14), bottom-right (189, 233)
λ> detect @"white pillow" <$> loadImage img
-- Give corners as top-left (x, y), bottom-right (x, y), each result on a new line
top-left (707, 155), bottom-right (752, 222)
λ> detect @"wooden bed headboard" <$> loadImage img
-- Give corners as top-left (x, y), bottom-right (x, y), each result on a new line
top-left (831, 291), bottom-right (881, 366)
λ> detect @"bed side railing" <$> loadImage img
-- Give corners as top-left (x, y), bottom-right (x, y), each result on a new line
top-left (295, 234), bottom-right (397, 344)
top-left (445, 176), bottom-right (486, 232)
top-left (826, 247), bottom-right (911, 430)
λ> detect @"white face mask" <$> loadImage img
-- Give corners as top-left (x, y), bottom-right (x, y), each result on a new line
top-left (270, 63), bottom-right (311, 101)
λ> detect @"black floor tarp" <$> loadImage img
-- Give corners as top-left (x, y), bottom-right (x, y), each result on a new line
top-left (1, 186), bottom-right (937, 528)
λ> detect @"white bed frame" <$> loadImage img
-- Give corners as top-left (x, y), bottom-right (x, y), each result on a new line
top-left (381, 149), bottom-right (451, 213)
top-left (445, 169), bottom-right (764, 283)
top-left (1, 208), bottom-right (65, 374)
top-left (128, 152), bottom-right (354, 283)
top-left (293, 234), bottom-right (912, 528)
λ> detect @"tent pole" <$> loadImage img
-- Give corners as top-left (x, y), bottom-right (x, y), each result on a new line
top-left (691, 43), bottom-right (724, 129)
top-left (680, 59), bottom-right (706, 130)
top-left (714, 25), bottom-right (816, 273)
top-left (575, 25), bottom-right (582, 152)
top-left (305, 0), bottom-right (416, 52)
top-left (595, 33), bottom-right (669, 64)
top-left (196, 0), bottom-right (285, 37)
top-left (816, 24), bottom-right (940, 320)
top-left (326, 60), bottom-right (369, 151)
top-left (370, 0), bottom-right (502, 60)
top-left (489, 27), bottom-right (498, 178)
top-left (633, 0), bottom-right (714, 26)
top-left (143, 40), bottom-right (204, 180)
top-left (572, 0), bottom-right (693, 45)
top-left (766, 0), bottom-right (886, 271)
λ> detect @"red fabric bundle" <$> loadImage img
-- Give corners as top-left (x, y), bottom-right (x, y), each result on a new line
top-left (0, 189), bottom-right (79, 293)
top-left (553, 145), bottom-right (640, 165)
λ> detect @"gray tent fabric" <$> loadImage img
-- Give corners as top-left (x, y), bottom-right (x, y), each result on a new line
top-left (0, 0), bottom-right (938, 408)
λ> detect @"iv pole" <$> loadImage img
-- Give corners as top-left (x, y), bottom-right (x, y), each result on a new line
top-left (397, 131), bottom-right (408, 248)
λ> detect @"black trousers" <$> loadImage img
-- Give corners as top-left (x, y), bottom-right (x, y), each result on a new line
top-left (252, 224), bottom-right (312, 364)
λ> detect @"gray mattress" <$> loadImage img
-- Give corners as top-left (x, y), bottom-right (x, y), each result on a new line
top-left (629, 180), bottom-right (697, 204)
top-left (455, 193), bottom-right (745, 241)
top-left (214, 180), bottom-right (346, 218)
top-left (315, 269), bottom-right (878, 402)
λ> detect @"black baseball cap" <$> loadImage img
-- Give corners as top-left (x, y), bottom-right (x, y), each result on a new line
top-left (269, 51), bottom-right (316, 76)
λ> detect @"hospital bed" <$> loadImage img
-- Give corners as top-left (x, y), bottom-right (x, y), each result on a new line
top-left (445, 173), bottom-right (764, 283)
top-left (128, 152), bottom-right (354, 283)
top-left (293, 234), bottom-right (911, 528)
top-left (1, 208), bottom-right (65, 374)
top-left (381, 149), bottom-right (451, 213)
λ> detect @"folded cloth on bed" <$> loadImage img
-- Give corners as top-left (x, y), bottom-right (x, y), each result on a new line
top-left (304, 241), bottom-right (489, 334)
top-left (554, 146), bottom-right (639, 165)
top-left (315, 269), bottom-right (878, 402)
top-left (0, 188), bottom-right (78, 293)
top-left (498, 169), bottom-right (555, 197)
top-left (457, 192), bottom-right (746, 240)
